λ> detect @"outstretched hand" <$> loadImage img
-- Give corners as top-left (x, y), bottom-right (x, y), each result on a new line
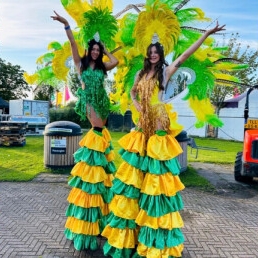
top-left (50, 11), bottom-right (68, 25)
top-left (207, 21), bottom-right (226, 35)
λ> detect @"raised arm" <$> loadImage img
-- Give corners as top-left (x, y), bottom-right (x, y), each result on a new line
top-left (103, 46), bottom-right (119, 71)
top-left (51, 11), bottom-right (81, 73)
top-left (166, 22), bottom-right (226, 79)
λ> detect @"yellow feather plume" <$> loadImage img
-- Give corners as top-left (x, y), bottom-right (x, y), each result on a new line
top-left (189, 97), bottom-right (215, 122)
top-left (92, 0), bottom-right (113, 11)
top-left (23, 72), bottom-right (39, 85)
top-left (134, 2), bottom-right (180, 56)
top-left (62, 0), bottom-right (90, 26)
top-left (212, 72), bottom-right (240, 82)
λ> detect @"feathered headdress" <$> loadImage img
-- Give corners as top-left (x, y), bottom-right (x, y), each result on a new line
top-left (134, 1), bottom-right (181, 56)
top-left (79, 6), bottom-right (118, 50)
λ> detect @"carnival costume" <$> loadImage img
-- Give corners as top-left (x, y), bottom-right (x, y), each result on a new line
top-left (102, 67), bottom-right (185, 257)
top-left (64, 64), bottom-right (116, 250)
top-left (75, 68), bottom-right (110, 121)
top-left (49, 2), bottom-right (118, 251)
top-left (23, 0), bottom-right (248, 256)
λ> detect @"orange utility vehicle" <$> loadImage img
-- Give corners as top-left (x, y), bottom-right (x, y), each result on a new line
top-left (234, 85), bottom-right (258, 182)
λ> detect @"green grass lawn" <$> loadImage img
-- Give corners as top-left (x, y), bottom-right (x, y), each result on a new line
top-left (187, 137), bottom-right (243, 164)
top-left (0, 132), bottom-right (243, 189)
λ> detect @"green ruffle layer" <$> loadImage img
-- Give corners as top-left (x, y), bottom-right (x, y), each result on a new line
top-left (69, 175), bottom-right (114, 203)
top-left (66, 204), bottom-right (102, 222)
top-left (104, 161), bottom-right (117, 174)
top-left (138, 227), bottom-right (184, 249)
top-left (69, 176), bottom-right (106, 194)
top-left (105, 141), bottom-right (114, 154)
top-left (111, 178), bottom-right (140, 199)
top-left (103, 187), bottom-right (114, 204)
top-left (131, 252), bottom-right (143, 258)
top-left (119, 149), bottom-right (181, 175)
top-left (99, 213), bottom-right (111, 232)
top-left (103, 241), bottom-right (136, 258)
top-left (132, 252), bottom-right (178, 258)
top-left (107, 212), bottom-right (137, 229)
top-left (119, 149), bottom-right (145, 170)
top-left (139, 193), bottom-right (184, 217)
top-left (142, 156), bottom-right (181, 175)
top-left (64, 228), bottom-right (99, 251)
top-left (74, 147), bottom-right (108, 166)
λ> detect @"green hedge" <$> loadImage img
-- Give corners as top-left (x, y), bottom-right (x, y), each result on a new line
top-left (49, 101), bottom-right (91, 128)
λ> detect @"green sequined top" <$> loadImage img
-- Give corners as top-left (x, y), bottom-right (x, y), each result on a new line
top-left (74, 68), bottom-right (110, 121)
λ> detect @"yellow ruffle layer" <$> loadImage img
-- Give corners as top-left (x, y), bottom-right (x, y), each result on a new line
top-left (110, 195), bottom-right (139, 220)
top-left (101, 203), bottom-right (110, 216)
top-left (115, 162), bottom-right (144, 189)
top-left (136, 210), bottom-right (184, 230)
top-left (102, 225), bottom-right (139, 249)
top-left (137, 242), bottom-right (184, 258)
top-left (65, 216), bottom-right (100, 235)
top-left (106, 150), bottom-right (115, 162)
top-left (118, 130), bottom-right (146, 156)
top-left (102, 127), bottom-right (111, 142)
top-left (103, 174), bottom-right (114, 187)
top-left (79, 129), bottom-right (108, 152)
top-left (67, 188), bottom-right (104, 208)
top-left (141, 173), bottom-right (185, 196)
top-left (147, 134), bottom-right (183, 160)
top-left (71, 162), bottom-right (107, 183)
top-left (165, 104), bottom-right (184, 138)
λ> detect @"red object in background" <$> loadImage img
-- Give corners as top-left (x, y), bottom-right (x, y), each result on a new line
top-left (243, 130), bottom-right (258, 163)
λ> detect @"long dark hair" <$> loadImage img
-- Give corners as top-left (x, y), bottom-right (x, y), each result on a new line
top-left (139, 42), bottom-right (168, 90)
top-left (80, 39), bottom-right (107, 75)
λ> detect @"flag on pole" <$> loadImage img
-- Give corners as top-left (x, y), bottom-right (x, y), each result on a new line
top-left (65, 86), bottom-right (70, 101)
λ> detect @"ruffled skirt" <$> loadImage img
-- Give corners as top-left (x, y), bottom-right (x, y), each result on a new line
top-left (102, 129), bottom-right (185, 258)
top-left (64, 128), bottom-right (116, 251)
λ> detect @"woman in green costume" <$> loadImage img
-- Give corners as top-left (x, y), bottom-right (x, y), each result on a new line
top-left (102, 22), bottom-right (225, 258)
top-left (51, 11), bottom-right (119, 251)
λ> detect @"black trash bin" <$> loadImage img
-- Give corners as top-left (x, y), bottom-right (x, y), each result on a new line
top-left (175, 130), bottom-right (189, 172)
top-left (44, 121), bottom-right (82, 168)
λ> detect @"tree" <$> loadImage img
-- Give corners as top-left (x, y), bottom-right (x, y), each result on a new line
top-left (34, 84), bottom-right (55, 107)
top-left (67, 69), bottom-right (81, 96)
top-left (221, 33), bottom-right (258, 85)
top-left (0, 58), bottom-right (31, 100)
top-left (211, 33), bottom-right (258, 115)
top-left (207, 33), bottom-right (258, 138)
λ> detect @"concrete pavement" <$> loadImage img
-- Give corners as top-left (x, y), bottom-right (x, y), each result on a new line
top-left (1, 164), bottom-right (258, 258)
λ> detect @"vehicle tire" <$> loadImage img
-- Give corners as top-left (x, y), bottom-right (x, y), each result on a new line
top-left (234, 151), bottom-right (253, 182)
top-left (234, 152), bottom-right (243, 181)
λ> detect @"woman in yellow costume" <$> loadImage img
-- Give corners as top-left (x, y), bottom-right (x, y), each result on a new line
top-left (51, 11), bottom-right (119, 251)
top-left (102, 22), bottom-right (225, 258)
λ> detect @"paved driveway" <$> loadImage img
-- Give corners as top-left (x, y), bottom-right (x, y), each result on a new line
top-left (1, 164), bottom-right (258, 258)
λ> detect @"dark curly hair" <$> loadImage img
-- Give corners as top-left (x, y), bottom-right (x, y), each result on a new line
top-left (139, 42), bottom-right (168, 90)
top-left (80, 39), bottom-right (107, 75)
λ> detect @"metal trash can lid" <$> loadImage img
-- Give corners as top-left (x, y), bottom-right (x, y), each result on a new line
top-left (175, 130), bottom-right (189, 142)
top-left (44, 121), bottom-right (82, 136)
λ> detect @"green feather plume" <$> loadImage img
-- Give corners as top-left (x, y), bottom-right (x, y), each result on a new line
top-left (48, 41), bottom-right (63, 51)
top-left (119, 13), bottom-right (138, 47)
top-left (182, 58), bottom-right (215, 100)
top-left (36, 53), bottom-right (54, 65)
top-left (80, 7), bottom-right (118, 50)
top-left (176, 8), bottom-right (210, 25)
top-left (123, 55), bottom-right (144, 96)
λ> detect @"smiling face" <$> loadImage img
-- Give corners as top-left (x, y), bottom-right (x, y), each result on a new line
top-left (90, 44), bottom-right (100, 61)
top-left (148, 45), bottom-right (160, 65)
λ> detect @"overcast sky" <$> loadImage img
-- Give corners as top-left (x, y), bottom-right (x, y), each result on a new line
top-left (1, 0), bottom-right (258, 74)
